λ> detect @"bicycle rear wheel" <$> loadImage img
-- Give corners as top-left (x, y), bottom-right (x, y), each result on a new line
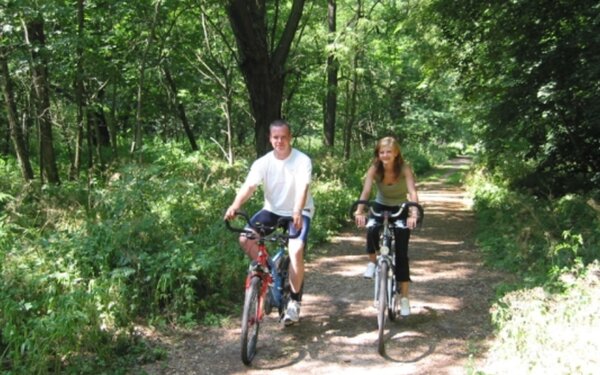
top-left (278, 256), bottom-right (290, 319)
top-left (241, 275), bottom-right (261, 365)
top-left (377, 261), bottom-right (389, 356)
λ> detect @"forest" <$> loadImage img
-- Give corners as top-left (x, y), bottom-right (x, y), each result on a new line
top-left (1, 0), bottom-right (598, 373)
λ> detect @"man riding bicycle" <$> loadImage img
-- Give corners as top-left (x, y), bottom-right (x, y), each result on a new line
top-left (224, 119), bottom-right (314, 326)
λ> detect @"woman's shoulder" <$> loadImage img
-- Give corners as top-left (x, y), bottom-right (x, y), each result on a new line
top-left (401, 162), bottom-right (415, 177)
top-left (366, 164), bottom-right (378, 176)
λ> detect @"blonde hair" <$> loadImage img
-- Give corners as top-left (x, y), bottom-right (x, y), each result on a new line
top-left (372, 136), bottom-right (404, 181)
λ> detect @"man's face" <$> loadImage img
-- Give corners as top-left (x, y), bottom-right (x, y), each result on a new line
top-left (270, 125), bottom-right (292, 158)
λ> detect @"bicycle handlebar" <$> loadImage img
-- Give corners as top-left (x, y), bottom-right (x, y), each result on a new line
top-left (224, 210), bottom-right (301, 240)
top-left (349, 200), bottom-right (424, 226)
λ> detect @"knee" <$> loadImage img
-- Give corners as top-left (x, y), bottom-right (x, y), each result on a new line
top-left (288, 240), bottom-right (304, 257)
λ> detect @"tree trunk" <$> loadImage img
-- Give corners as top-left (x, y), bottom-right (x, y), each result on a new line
top-left (343, 54), bottom-right (359, 161)
top-left (226, 0), bottom-right (306, 157)
top-left (0, 46), bottom-right (35, 181)
top-left (26, 17), bottom-right (60, 184)
top-left (162, 64), bottom-right (198, 151)
top-left (131, 0), bottom-right (161, 155)
top-left (106, 80), bottom-right (118, 157)
top-left (324, 0), bottom-right (338, 150)
top-left (71, 0), bottom-right (85, 180)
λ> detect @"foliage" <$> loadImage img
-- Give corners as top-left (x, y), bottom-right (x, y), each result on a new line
top-left (0, 141), bottom-right (249, 373)
top-left (429, 0), bottom-right (600, 196)
top-left (481, 262), bottom-right (600, 375)
top-left (469, 168), bottom-right (600, 280)
top-left (469, 164), bottom-right (600, 374)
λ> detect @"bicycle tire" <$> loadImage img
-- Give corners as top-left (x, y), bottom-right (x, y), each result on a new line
top-left (388, 276), bottom-right (398, 322)
top-left (377, 260), bottom-right (388, 356)
top-left (385, 238), bottom-right (397, 321)
top-left (241, 275), bottom-right (261, 365)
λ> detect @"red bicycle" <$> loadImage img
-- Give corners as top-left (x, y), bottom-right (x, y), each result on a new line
top-left (225, 210), bottom-right (299, 365)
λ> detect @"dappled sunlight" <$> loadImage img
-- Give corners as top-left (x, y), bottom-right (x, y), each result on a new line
top-left (420, 198), bottom-right (473, 212)
top-left (415, 295), bottom-right (463, 311)
top-left (307, 254), bottom-right (365, 277)
top-left (415, 298), bottom-right (460, 315)
top-left (330, 234), bottom-right (364, 244)
top-left (329, 330), bottom-right (377, 346)
top-left (411, 238), bottom-right (465, 246)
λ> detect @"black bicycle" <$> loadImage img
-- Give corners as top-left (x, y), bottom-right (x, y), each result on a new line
top-left (225, 210), bottom-right (299, 365)
top-left (350, 200), bottom-right (424, 355)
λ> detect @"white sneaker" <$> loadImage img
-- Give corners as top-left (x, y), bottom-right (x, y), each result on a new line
top-left (400, 297), bottom-right (411, 317)
top-left (363, 262), bottom-right (376, 279)
top-left (283, 300), bottom-right (301, 326)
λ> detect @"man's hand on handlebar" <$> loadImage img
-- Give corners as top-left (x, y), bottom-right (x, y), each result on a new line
top-left (292, 211), bottom-right (303, 231)
top-left (224, 206), bottom-right (239, 221)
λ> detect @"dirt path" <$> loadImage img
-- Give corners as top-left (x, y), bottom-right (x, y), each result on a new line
top-left (139, 156), bottom-right (506, 375)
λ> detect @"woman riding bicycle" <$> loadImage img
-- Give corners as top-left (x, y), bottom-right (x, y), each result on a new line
top-left (353, 136), bottom-right (419, 316)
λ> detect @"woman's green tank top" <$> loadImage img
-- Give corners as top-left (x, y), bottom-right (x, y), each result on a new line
top-left (375, 174), bottom-right (408, 206)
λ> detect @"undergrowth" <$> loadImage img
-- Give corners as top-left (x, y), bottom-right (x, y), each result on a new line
top-left (467, 166), bottom-right (600, 374)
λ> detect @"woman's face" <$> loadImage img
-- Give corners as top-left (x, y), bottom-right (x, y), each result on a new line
top-left (378, 145), bottom-right (397, 165)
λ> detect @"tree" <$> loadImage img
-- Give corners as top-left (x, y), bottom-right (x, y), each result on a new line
top-left (192, 3), bottom-right (241, 163)
top-left (429, 0), bottom-right (600, 195)
top-left (0, 45), bottom-right (34, 181)
top-left (71, 0), bottom-right (87, 179)
top-left (226, 0), bottom-right (306, 156)
top-left (131, 0), bottom-right (162, 155)
top-left (324, 0), bottom-right (338, 149)
top-left (25, 16), bottom-right (60, 184)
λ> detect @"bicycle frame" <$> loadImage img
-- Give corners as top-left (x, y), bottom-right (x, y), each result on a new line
top-left (373, 210), bottom-right (396, 314)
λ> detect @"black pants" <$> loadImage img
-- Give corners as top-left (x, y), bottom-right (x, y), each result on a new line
top-left (366, 203), bottom-right (412, 282)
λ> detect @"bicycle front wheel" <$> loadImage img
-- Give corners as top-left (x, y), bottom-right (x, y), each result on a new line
top-left (377, 261), bottom-right (389, 356)
top-left (241, 275), bottom-right (261, 365)
top-left (388, 277), bottom-right (398, 322)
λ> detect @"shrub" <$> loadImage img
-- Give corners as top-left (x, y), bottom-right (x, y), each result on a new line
top-left (482, 262), bottom-right (600, 374)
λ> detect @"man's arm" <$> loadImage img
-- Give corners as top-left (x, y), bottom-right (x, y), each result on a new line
top-left (292, 183), bottom-right (309, 229)
top-left (224, 183), bottom-right (257, 220)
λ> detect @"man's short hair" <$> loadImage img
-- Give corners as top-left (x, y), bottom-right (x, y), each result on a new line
top-left (269, 119), bottom-right (291, 133)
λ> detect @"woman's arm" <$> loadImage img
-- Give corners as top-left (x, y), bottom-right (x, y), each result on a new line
top-left (355, 165), bottom-right (376, 227)
top-left (403, 164), bottom-right (419, 228)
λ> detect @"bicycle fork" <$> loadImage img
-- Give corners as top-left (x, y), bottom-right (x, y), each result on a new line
top-left (245, 271), bottom-right (272, 323)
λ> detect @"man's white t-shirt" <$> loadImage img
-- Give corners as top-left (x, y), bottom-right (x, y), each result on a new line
top-left (243, 149), bottom-right (315, 218)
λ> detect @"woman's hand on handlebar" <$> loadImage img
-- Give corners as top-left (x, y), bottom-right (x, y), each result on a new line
top-left (407, 215), bottom-right (418, 230)
top-left (355, 212), bottom-right (367, 228)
